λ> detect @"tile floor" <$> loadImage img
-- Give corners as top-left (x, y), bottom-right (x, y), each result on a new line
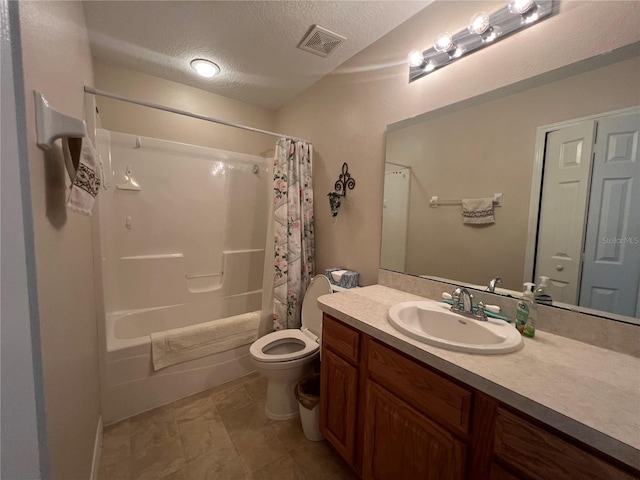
top-left (98, 373), bottom-right (356, 480)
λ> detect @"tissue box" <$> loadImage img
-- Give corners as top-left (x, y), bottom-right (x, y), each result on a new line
top-left (324, 268), bottom-right (359, 289)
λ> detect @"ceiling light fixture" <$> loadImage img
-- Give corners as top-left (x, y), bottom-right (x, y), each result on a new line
top-left (190, 59), bottom-right (220, 78)
top-left (408, 0), bottom-right (554, 82)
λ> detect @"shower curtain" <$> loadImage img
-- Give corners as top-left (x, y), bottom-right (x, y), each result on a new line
top-left (272, 139), bottom-right (315, 330)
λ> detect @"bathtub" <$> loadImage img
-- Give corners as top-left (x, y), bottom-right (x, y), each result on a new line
top-left (101, 296), bottom-right (262, 423)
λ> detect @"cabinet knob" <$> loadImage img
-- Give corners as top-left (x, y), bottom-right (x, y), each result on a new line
top-left (556, 265), bottom-right (564, 271)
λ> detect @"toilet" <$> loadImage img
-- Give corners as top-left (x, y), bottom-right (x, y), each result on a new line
top-left (250, 274), bottom-right (332, 420)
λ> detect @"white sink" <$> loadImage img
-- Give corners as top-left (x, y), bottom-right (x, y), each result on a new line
top-left (388, 300), bottom-right (523, 354)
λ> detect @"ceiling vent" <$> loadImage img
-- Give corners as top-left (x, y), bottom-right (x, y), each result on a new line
top-left (298, 25), bottom-right (346, 58)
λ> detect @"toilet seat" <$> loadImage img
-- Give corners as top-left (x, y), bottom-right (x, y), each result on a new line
top-left (249, 329), bottom-right (319, 363)
top-left (250, 274), bottom-right (332, 364)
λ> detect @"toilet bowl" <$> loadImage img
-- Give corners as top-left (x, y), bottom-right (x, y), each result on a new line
top-left (250, 274), bottom-right (332, 420)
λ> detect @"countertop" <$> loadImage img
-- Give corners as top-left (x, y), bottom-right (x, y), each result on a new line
top-left (318, 285), bottom-right (640, 470)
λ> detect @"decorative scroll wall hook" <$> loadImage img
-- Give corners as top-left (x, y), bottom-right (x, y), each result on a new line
top-left (334, 162), bottom-right (356, 197)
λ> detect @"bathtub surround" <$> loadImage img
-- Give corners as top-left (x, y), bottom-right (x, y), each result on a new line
top-left (95, 131), bottom-right (270, 422)
top-left (272, 139), bottom-right (315, 330)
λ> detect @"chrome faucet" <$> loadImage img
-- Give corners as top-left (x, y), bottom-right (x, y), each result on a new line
top-left (452, 287), bottom-right (473, 313)
top-left (451, 287), bottom-right (488, 321)
top-left (488, 277), bottom-right (502, 293)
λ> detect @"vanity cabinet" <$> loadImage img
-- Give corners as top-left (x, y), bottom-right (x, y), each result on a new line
top-left (320, 314), bottom-right (639, 480)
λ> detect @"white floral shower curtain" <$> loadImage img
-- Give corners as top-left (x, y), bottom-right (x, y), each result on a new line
top-left (272, 139), bottom-right (315, 330)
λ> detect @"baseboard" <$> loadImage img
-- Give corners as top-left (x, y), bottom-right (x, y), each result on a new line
top-left (90, 415), bottom-right (103, 480)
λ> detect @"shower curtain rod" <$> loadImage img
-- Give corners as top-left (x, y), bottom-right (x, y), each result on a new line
top-left (83, 87), bottom-right (310, 144)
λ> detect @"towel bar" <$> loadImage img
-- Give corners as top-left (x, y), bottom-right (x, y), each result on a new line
top-left (430, 193), bottom-right (503, 208)
top-left (34, 91), bottom-right (86, 150)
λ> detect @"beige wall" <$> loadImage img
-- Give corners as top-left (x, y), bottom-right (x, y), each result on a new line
top-left (93, 60), bottom-right (276, 157)
top-left (387, 56), bottom-right (640, 291)
top-left (275, 0), bottom-right (640, 286)
top-left (18, 1), bottom-right (100, 478)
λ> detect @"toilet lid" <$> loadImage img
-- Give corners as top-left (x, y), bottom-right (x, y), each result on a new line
top-left (301, 274), bottom-right (332, 337)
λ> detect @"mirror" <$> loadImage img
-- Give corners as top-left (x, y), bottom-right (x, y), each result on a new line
top-left (382, 44), bottom-right (640, 325)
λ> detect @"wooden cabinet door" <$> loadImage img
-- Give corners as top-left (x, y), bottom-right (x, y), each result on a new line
top-left (490, 463), bottom-right (522, 480)
top-left (363, 381), bottom-right (466, 480)
top-left (320, 348), bottom-right (358, 466)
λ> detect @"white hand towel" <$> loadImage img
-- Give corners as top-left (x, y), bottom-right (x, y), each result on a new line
top-left (63, 136), bottom-right (102, 216)
top-left (461, 198), bottom-right (495, 225)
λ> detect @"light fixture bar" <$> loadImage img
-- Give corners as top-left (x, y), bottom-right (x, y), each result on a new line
top-left (409, 0), bottom-right (554, 83)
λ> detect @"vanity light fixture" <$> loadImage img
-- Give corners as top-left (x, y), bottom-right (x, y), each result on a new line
top-left (408, 0), bottom-right (554, 82)
top-left (190, 59), bottom-right (220, 78)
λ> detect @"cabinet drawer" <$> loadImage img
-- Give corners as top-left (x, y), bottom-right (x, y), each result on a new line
top-left (322, 315), bottom-right (360, 365)
top-left (367, 338), bottom-right (472, 434)
top-left (494, 408), bottom-right (637, 480)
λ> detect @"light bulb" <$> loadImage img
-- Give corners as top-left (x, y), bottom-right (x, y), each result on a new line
top-left (523, 7), bottom-right (540, 23)
top-left (424, 61), bottom-right (436, 72)
top-left (190, 59), bottom-right (220, 78)
top-left (433, 32), bottom-right (454, 53)
top-left (407, 50), bottom-right (425, 68)
top-left (468, 11), bottom-right (490, 34)
top-left (508, 0), bottom-right (534, 15)
top-left (483, 26), bottom-right (502, 43)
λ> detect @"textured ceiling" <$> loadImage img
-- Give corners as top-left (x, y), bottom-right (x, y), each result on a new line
top-left (83, 1), bottom-right (431, 110)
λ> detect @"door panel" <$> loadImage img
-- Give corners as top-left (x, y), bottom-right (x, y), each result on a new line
top-left (580, 112), bottom-right (640, 317)
top-left (381, 168), bottom-right (410, 271)
top-left (535, 121), bottom-right (596, 304)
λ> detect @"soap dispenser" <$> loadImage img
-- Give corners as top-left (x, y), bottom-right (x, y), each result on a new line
top-left (515, 283), bottom-right (536, 338)
top-left (534, 276), bottom-right (553, 305)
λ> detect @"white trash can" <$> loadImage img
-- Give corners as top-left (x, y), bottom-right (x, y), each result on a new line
top-left (299, 402), bottom-right (324, 441)
top-left (295, 374), bottom-right (324, 442)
